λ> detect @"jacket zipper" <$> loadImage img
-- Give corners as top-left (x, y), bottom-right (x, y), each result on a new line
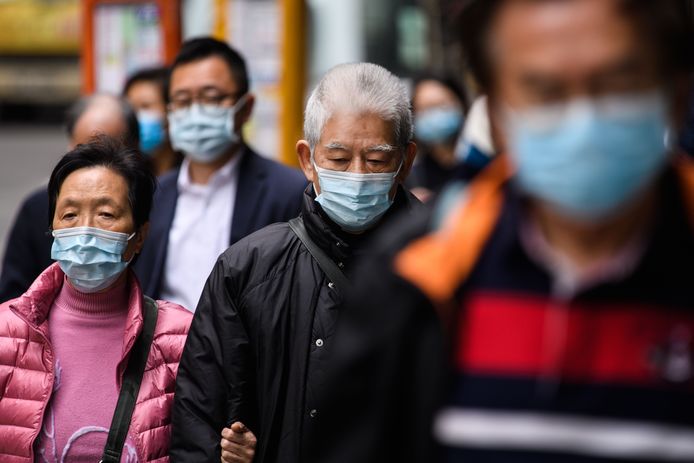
top-left (10, 305), bottom-right (55, 462)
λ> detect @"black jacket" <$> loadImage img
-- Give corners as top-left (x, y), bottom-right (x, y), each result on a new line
top-left (0, 187), bottom-right (52, 302)
top-left (170, 185), bottom-right (420, 463)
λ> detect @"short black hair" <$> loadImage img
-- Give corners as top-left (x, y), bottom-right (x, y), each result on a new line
top-left (170, 37), bottom-right (249, 97)
top-left (48, 135), bottom-right (156, 230)
top-left (412, 73), bottom-right (470, 112)
top-left (456, 0), bottom-right (694, 92)
top-left (64, 94), bottom-right (140, 149)
top-left (123, 66), bottom-right (170, 105)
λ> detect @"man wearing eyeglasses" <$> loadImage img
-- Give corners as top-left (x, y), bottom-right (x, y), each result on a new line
top-left (134, 37), bottom-right (307, 314)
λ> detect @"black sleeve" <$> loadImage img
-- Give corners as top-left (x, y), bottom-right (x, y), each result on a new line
top-left (0, 190), bottom-right (52, 302)
top-left (309, 212), bottom-right (448, 463)
top-left (170, 257), bottom-right (257, 461)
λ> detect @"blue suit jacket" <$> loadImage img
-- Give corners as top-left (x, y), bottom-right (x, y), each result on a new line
top-left (0, 187), bottom-right (53, 302)
top-left (133, 146), bottom-right (307, 299)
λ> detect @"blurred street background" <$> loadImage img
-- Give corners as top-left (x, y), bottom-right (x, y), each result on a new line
top-left (0, 126), bottom-right (65, 256)
top-left (0, 0), bottom-right (470, 265)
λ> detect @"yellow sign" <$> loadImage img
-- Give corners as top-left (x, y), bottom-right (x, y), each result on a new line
top-left (0, 0), bottom-right (80, 55)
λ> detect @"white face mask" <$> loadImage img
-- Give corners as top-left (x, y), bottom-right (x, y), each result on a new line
top-left (168, 95), bottom-right (248, 163)
top-left (313, 160), bottom-right (402, 232)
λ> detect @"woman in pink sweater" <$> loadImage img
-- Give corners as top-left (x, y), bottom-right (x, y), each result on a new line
top-left (0, 137), bottom-right (256, 462)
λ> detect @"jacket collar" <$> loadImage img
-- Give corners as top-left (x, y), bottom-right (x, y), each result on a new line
top-left (301, 184), bottom-right (420, 266)
top-left (10, 262), bottom-right (148, 387)
top-left (473, 157), bottom-right (694, 299)
top-left (230, 145), bottom-right (266, 244)
top-left (9, 262), bottom-right (65, 328)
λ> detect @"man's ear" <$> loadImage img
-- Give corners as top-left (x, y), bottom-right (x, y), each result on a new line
top-left (235, 93), bottom-right (255, 131)
top-left (296, 140), bottom-right (317, 185)
top-left (396, 141), bottom-right (417, 184)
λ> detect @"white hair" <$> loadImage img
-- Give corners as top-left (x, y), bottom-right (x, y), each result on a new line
top-left (304, 62), bottom-right (413, 150)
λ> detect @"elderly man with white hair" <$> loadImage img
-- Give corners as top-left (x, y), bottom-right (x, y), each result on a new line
top-left (170, 62), bottom-right (419, 463)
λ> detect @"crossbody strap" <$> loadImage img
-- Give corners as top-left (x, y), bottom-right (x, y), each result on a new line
top-left (288, 217), bottom-right (351, 295)
top-left (100, 295), bottom-right (159, 463)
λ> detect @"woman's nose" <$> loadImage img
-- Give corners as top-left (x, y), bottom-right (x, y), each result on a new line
top-left (75, 215), bottom-right (96, 228)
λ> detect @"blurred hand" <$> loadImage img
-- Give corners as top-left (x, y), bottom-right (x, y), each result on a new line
top-left (220, 422), bottom-right (257, 463)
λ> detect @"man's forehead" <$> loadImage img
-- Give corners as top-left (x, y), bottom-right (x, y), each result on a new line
top-left (319, 112), bottom-right (396, 142)
top-left (169, 56), bottom-right (238, 93)
top-left (491, 0), bottom-right (645, 77)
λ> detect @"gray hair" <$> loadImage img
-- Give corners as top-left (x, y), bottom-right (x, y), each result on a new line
top-left (304, 63), bottom-right (413, 150)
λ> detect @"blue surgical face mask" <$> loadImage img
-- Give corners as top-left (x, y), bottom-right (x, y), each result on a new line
top-left (505, 91), bottom-right (670, 220)
top-left (314, 162), bottom-right (401, 232)
top-left (138, 110), bottom-right (166, 155)
top-left (51, 226), bottom-right (135, 293)
top-left (168, 95), bottom-right (247, 164)
top-left (415, 108), bottom-right (464, 144)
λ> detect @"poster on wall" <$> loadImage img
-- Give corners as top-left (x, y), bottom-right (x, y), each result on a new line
top-left (226, 0), bottom-right (281, 159)
top-left (94, 3), bottom-right (164, 94)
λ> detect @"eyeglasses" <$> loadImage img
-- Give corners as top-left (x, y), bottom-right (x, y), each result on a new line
top-left (167, 90), bottom-right (243, 115)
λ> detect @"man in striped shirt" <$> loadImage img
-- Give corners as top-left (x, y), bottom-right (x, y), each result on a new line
top-left (313, 1), bottom-right (694, 462)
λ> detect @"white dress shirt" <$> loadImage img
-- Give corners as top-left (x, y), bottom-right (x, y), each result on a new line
top-left (160, 154), bottom-right (243, 311)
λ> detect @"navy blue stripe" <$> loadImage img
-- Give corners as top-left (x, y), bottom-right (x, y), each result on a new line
top-left (441, 446), bottom-right (676, 463)
top-left (446, 374), bottom-right (694, 427)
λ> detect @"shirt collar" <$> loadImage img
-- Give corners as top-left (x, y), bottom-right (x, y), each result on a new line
top-left (518, 210), bottom-right (649, 298)
top-left (178, 148), bottom-right (245, 192)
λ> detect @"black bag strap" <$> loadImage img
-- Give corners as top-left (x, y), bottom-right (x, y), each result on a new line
top-left (288, 217), bottom-right (351, 294)
top-left (100, 295), bottom-right (159, 463)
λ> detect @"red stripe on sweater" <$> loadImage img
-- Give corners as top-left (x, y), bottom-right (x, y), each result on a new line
top-left (456, 292), bottom-right (694, 386)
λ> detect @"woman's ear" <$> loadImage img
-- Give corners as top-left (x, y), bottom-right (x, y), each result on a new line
top-left (124, 222), bottom-right (150, 261)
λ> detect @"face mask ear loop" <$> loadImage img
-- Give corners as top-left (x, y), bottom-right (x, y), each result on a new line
top-left (392, 151), bottom-right (406, 179)
top-left (309, 148), bottom-right (321, 194)
top-left (232, 93), bottom-right (250, 116)
top-left (121, 230), bottom-right (138, 264)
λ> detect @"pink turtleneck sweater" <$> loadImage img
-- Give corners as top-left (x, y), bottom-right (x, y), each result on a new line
top-left (36, 277), bottom-right (139, 463)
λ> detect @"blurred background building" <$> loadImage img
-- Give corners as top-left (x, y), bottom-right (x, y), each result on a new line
top-left (1, 0), bottom-right (692, 263)
top-left (0, 0), bottom-right (471, 255)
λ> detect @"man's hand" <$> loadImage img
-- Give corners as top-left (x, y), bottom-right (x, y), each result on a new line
top-left (220, 422), bottom-right (257, 463)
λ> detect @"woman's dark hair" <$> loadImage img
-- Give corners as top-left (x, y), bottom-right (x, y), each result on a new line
top-left (456, 0), bottom-right (694, 92)
top-left (48, 135), bottom-right (156, 230)
top-left (412, 73), bottom-right (469, 112)
top-left (123, 66), bottom-right (170, 106)
top-left (170, 37), bottom-right (250, 98)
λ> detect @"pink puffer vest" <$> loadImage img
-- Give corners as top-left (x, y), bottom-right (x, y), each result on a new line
top-left (0, 263), bottom-right (193, 462)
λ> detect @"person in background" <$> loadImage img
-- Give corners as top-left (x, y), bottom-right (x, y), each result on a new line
top-left (170, 62), bottom-right (419, 463)
top-left (408, 74), bottom-right (468, 201)
top-left (123, 66), bottom-right (183, 176)
top-left (312, 0), bottom-right (694, 462)
top-left (0, 94), bottom-right (139, 302)
top-left (133, 37), bottom-right (306, 312)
